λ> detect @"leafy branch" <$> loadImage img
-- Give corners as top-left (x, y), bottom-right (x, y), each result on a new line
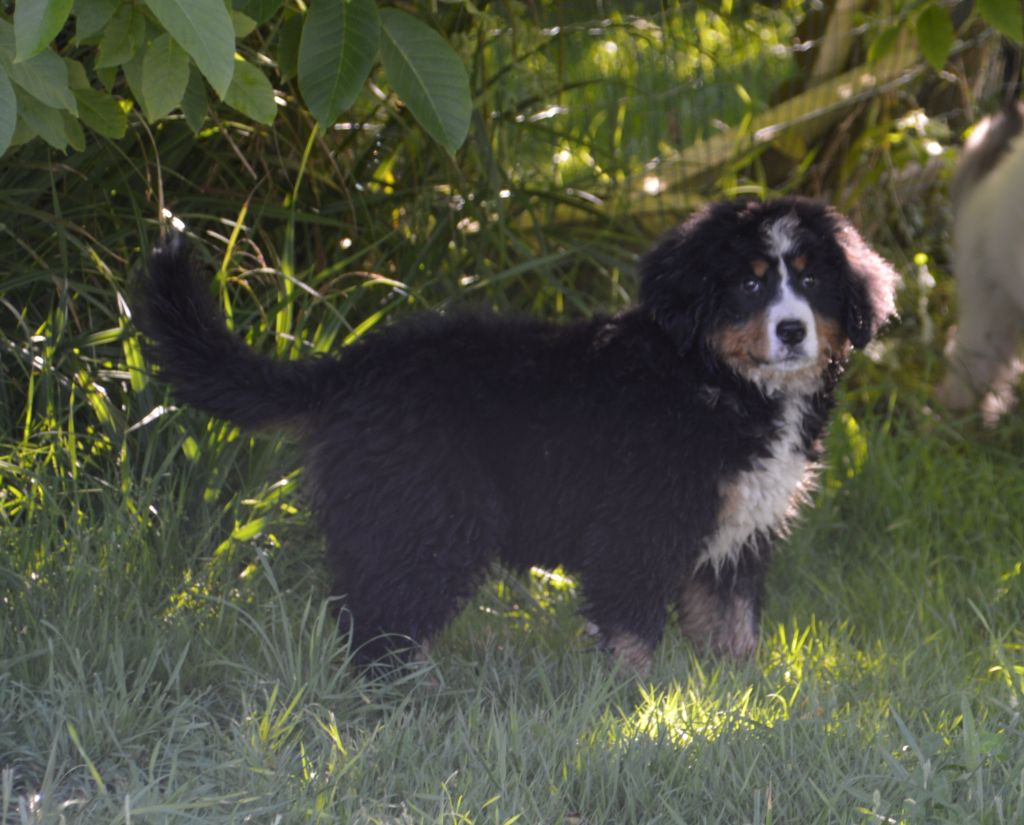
top-left (0, 0), bottom-right (472, 157)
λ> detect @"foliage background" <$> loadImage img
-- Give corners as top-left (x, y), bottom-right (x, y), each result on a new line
top-left (2, 1), bottom-right (1024, 823)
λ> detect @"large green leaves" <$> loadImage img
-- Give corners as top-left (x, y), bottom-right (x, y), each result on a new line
top-left (0, 18), bottom-right (78, 154)
top-left (142, 0), bottom-right (235, 98)
top-left (296, 1), bottom-right (472, 152)
top-left (298, 0), bottom-right (379, 130)
top-left (0, 21), bottom-right (76, 113)
top-left (0, 0), bottom-right (477, 156)
top-left (379, 8), bottom-right (471, 155)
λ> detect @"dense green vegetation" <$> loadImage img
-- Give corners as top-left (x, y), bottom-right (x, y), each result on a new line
top-left (2, 2), bottom-right (1024, 822)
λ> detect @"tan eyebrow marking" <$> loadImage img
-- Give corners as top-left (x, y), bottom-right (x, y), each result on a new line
top-left (791, 255), bottom-right (807, 272)
top-left (751, 258), bottom-right (769, 278)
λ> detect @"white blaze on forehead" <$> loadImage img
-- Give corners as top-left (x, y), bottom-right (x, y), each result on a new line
top-left (759, 213), bottom-right (819, 366)
top-left (764, 213), bottom-right (800, 259)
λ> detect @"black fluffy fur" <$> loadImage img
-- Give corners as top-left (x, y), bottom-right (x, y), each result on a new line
top-left (134, 196), bottom-right (898, 669)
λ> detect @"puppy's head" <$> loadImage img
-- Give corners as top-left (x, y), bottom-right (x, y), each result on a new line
top-left (640, 197), bottom-right (898, 392)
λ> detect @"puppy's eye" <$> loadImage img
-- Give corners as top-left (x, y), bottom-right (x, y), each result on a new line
top-left (800, 273), bottom-right (818, 289)
top-left (740, 277), bottom-right (762, 294)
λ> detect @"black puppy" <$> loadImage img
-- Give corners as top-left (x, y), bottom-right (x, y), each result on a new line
top-left (135, 197), bottom-right (897, 673)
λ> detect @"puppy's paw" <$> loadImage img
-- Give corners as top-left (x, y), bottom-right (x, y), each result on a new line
top-left (587, 624), bottom-right (653, 677)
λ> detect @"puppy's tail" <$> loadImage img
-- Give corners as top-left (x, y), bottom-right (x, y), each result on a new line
top-left (133, 236), bottom-right (331, 429)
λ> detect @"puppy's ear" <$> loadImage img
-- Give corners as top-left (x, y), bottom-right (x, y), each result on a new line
top-left (639, 217), bottom-right (714, 355)
top-left (834, 217), bottom-right (899, 348)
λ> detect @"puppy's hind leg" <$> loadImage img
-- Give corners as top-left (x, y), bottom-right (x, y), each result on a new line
top-left (321, 479), bottom-right (504, 668)
top-left (328, 536), bottom-right (491, 667)
top-left (939, 247), bottom-right (1024, 412)
top-left (939, 288), bottom-right (1023, 412)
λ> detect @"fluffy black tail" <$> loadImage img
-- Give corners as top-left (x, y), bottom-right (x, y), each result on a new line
top-left (133, 236), bottom-right (331, 429)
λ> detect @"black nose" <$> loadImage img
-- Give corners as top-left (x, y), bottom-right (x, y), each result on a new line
top-left (776, 319), bottom-right (807, 346)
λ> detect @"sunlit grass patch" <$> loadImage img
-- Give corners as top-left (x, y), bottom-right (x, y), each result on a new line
top-left (618, 617), bottom-right (891, 756)
top-left (623, 673), bottom-right (764, 748)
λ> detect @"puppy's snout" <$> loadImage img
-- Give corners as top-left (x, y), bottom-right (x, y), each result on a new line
top-left (776, 319), bottom-right (807, 347)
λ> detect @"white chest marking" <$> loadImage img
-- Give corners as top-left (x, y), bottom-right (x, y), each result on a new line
top-left (698, 398), bottom-right (817, 573)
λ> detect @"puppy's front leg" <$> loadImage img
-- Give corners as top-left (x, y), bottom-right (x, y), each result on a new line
top-left (679, 547), bottom-right (768, 660)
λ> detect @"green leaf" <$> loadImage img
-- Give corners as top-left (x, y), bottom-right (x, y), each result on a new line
top-left (96, 65), bottom-right (118, 90)
top-left (5, 45), bottom-right (77, 113)
top-left (916, 5), bottom-right (954, 72)
top-left (66, 57), bottom-right (89, 88)
top-left (9, 116), bottom-right (35, 148)
top-left (379, 8), bottom-right (471, 155)
top-left (234, 0), bottom-right (282, 26)
top-left (95, 3), bottom-right (145, 69)
top-left (977, 0), bottom-right (1024, 44)
top-left (0, 67), bottom-right (17, 155)
top-left (17, 91), bottom-right (69, 151)
top-left (121, 50), bottom-right (144, 105)
top-left (0, 19), bottom-right (13, 64)
top-left (74, 0), bottom-right (120, 42)
top-left (181, 66), bottom-right (208, 132)
top-left (868, 24), bottom-right (900, 65)
top-left (73, 86), bottom-right (128, 138)
top-left (277, 12), bottom-right (303, 83)
top-left (298, 0), bottom-right (379, 129)
top-left (62, 108), bottom-right (86, 151)
top-left (232, 11), bottom-right (258, 38)
top-left (143, 0), bottom-right (235, 98)
top-left (141, 33), bottom-right (190, 120)
top-left (14, 0), bottom-right (73, 62)
top-left (224, 58), bottom-right (277, 124)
